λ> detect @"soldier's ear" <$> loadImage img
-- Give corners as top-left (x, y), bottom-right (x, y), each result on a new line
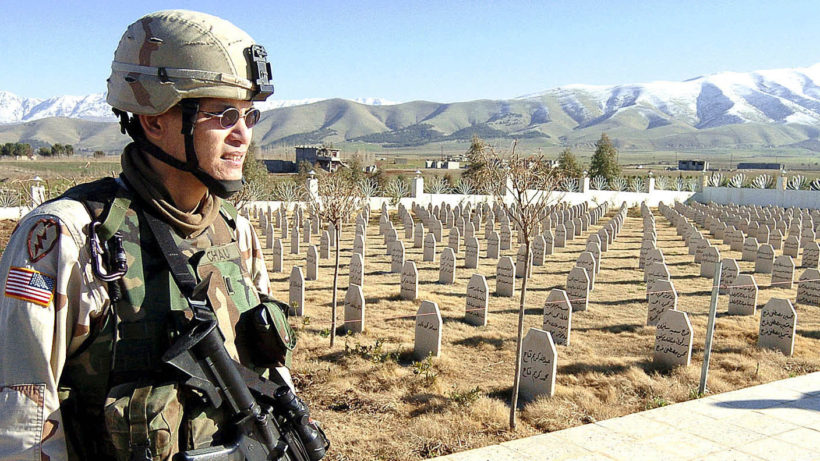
top-left (138, 109), bottom-right (179, 144)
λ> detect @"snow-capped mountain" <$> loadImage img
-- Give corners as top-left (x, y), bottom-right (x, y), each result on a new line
top-left (516, 63), bottom-right (820, 129)
top-left (0, 91), bottom-right (396, 124)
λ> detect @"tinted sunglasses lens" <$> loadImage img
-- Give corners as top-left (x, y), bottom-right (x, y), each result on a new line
top-left (219, 108), bottom-right (241, 128)
top-left (245, 108), bottom-right (261, 128)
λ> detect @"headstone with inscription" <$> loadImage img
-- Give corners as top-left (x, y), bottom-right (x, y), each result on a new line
top-left (289, 267), bottom-right (305, 316)
top-left (519, 328), bottom-right (557, 400)
top-left (496, 256), bottom-right (515, 297)
top-left (349, 252), bottom-right (364, 287)
top-left (465, 236), bottom-right (480, 269)
top-left (576, 252), bottom-right (596, 291)
top-left (515, 245), bottom-right (532, 279)
top-left (784, 235), bottom-right (800, 258)
top-left (555, 225), bottom-right (567, 248)
top-left (320, 231), bottom-right (330, 259)
top-left (487, 231), bottom-right (500, 259)
top-left (290, 228), bottom-right (300, 254)
top-left (719, 258), bottom-right (739, 295)
top-left (543, 229), bottom-right (555, 255)
top-left (532, 236), bottom-right (546, 266)
top-left (465, 274), bottom-right (489, 326)
top-left (742, 237), bottom-right (759, 262)
top-left (803, 242), bottom-right (820, 269)
top-left (758, 298), bottom-right (797, 356)
top-left (653, 310), bottom-right (693, 369)
top-left (400, 261), bottom-right (418, 300)
top-left (647, 279), bottom-right (677, 326)
top-left (542, 289), bottom-right (572, 346)
top-left (344, 284), bottom-right (365, 334)
top-left (414, 301), bottom-right (443, 359)
top-left (566, 267), bottom-right (590, 312)
top-left (796, 268), bottom-right (820, 305)
top-left (271, 238), bottom-right (283, 273)
top-left (439, 247), bottom-right (456, 284)
top-left (771, 255), bottom-right (795, 289)
top-left (306, 246), bottom-right (318, 280)
top-left (353, 234), bottom-right (365, 257)
top-left (728, 274), bottom-right (758, 316)
top-left (500, 224), bottom-right (512, 250)
top-left (755, 244), bottom-right (775, 274)
top-left (700, 246), bottom-right (721, 279)
top-left (390, 240), bottom-right (406, 273)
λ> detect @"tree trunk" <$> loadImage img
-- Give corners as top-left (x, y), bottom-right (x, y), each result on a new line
top-left (330, 223), bottom-right (341, 347)
top-left (509, 239), bottom-right (531, 430)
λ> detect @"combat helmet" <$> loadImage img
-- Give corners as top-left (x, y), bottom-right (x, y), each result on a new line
top-left (107, 10), bottom-right (274, 198)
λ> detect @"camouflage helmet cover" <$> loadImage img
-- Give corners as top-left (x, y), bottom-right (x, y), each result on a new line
top-left (107, 10), bottom-right (273, 115)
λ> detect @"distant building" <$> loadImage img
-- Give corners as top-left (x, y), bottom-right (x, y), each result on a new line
top-left (425, 158), bottom-right (461, 169)
top-left (295, 146), bottom-right (346, 172)
top-left (678, 160), bottom-right (709, 171)
top-left (737, 162), bottom-right (784, 170)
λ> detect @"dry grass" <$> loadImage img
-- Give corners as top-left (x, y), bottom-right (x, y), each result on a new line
top-left (2, 202), bottom-right (817, 461)
top-left (269, 206), bottom-right (820, 460)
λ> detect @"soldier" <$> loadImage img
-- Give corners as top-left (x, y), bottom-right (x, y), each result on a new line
top-left (0, 10), bottom-right (313, 460)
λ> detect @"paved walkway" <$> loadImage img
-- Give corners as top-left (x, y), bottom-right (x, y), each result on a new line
top-left (431, 372), bottom-right (820, 460)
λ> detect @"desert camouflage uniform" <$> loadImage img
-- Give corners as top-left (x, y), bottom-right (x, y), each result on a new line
top-left (0, 177), bottom-right (275, 460)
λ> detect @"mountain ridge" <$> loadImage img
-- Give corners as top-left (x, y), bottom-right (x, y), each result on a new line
top-left (2, 63), bottom-right (820, 153)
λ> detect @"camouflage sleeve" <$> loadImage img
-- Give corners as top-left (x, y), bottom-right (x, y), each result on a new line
top-left (0, 200), bottom-right (108, 461)
top-left (236, 214), bottom-right (272, 298)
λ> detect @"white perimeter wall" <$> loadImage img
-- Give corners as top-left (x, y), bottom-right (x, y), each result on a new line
top-left (698, 187), bottom-right (820, 210)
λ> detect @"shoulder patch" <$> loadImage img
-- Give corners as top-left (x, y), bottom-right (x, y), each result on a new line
top-left (5, 267), bottom-right (56, 307)
top-left (27, 218), bottom-right (60, 263)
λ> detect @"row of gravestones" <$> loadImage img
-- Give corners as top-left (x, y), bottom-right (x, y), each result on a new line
top-left (651, 201), bottom-right (817, 361)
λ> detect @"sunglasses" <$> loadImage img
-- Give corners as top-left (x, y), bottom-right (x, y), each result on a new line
top-left (199, 107), bottom-right (262, 129)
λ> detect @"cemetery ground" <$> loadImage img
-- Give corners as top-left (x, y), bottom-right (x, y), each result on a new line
top-left (0, 201), bottom-right (817, 460)
top-left (263, 206), bottom-right (820, 460)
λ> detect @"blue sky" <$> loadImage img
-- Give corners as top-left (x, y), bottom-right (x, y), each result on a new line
top-left (2, 0), bottom-right (820, 102)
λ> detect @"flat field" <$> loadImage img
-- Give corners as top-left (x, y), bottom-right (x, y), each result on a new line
top-left (264, 205), bottom-right (820, 460)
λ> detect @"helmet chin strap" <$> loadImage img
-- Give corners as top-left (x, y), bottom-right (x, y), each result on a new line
top-left (138, 99), bottom-right (244, 200)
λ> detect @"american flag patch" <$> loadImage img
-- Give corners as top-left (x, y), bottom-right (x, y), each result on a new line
top-left (5, 267), bottom-right (55, 307)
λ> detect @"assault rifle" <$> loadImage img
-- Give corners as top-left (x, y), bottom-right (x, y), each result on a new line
top-left (162, 294), bottom-right (329, 461)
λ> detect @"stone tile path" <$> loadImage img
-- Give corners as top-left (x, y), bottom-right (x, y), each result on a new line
top-left (431, 372), bottom-right (820, 461)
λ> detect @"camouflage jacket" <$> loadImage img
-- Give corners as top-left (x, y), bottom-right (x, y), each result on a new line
top-left (0, 178), bottom-right (273, 461)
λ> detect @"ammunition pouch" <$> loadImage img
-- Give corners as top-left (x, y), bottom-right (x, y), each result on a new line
top-left (248, 299), bottom-right (297, 368)
top-left (104, 381), bottom-right (183, 461)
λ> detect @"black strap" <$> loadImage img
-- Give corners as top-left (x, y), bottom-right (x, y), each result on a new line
top-left (141, 211), bottom-right (199, 298)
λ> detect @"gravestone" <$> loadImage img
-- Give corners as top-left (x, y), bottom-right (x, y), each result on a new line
top-left (500, 224), bottom-right (512, 250)
top-left (281, 214), bottom-right (289, 239)
top-left (306, 246), bottom-right (318, 280)
top-left (532, 236), bottom-right (546, 266)
top-left (565, 219), bottom-right (575, 241)
top-left (700, 246), bottom-right (720, 278)
top-left (353, 234), bottom-right (365, 257)
top-left (344, 284), bottom-right (365, 334)
top-left (519, 328), bottom-right (557, 400)
top-left (303, 219), bottom-right (311, 244)
top-left (585, 242), bottom-right (601, 274)
top-left (448, 227), bottom-right (461, 253)
top-left (728, 274), bottom-right (758, 316)
top-left (758, 298), bottom-right (797, 356)
top-left (803, 242), bottom-right (820, 269)
top-left (390, 240), bottom-right (406, 274)
top-left (796, 268), bottom-right (820, 306)
top-left (755, 244), bottom-right (775, 274)
top-left (555, 225), bottom-right (567, 248)
top-left (423, 233), bottom-right (437, 262)
top-left (515, 245), bottom-right (532, 279)
top-left (643, 249), bottom-right (666, 282)
top-left (414, 301), bottom-right (443, 359)
top-left (653, 310), bottom-right (693, 369)
top-left (265, 222), bottom-right (274, 249)
top-left (288, 267), bottom-right (305, 316)
top-left (543, 230), bottom-right (555, 255)
top-left (496, 256), bottom-right (516, 297)
top-left (719, 258), bottom-right (739, 295)
top-left (576, 252), bottom-right (596, 291)
top-left (639, 240), bottom-right (655, 269)
top-left (542, 289), bottom-right (572, 346)
top-left (646, 262), bottom-right (671, 284)
top-left (400, 261), bottom-right (418, 300)
top-left (439, 247), bottom-right (456, 284)
top-left (770, 229), bottom-right (783, 251)
top-left (647, 279), bottom-right (677, 326)
top-left (465, 236), bottom-right (480, 269)
top-left (784, 235), bottom-right (800, 258)
top-left (272, 238), bottom-right (283, 273)
top-left (566, 267), bottom-right (589, 312)
top-left (487, 231), bottom-right (500, 259)
top-left (771, 255), bottom-right (795, 289)
top-left (349, 253), bottom-right (364, 287)
top-left (597, 228), bottom-right (609, 252)
top-left (405, 217), bottom-right (415, 240)
top-left (465, 274), bottom-right (489, 326)
top-left (464, 222), bottom-right (475, 240)
top-left (320, 231), bottom-right (330, 259)
top-left (414, 223), bottom-right (424, 248)
top-left (290, 228), bottom-right (300, 254)
top-left (742, 237), bottom-right (759, 261)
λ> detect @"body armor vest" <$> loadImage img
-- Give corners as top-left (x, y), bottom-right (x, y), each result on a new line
top-left (57, 179), bottom-right (264, 460)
